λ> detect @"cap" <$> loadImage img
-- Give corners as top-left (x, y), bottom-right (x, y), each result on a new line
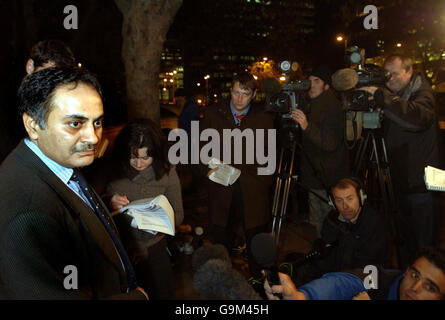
top-left (310, 66), bottom-right (332, 86)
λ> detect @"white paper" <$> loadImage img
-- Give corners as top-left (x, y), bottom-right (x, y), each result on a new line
top-left (424, 166), bottom-right (445, 191)
top-left (120, 195), bottom-right (176, 235)
top-left (207, 158), bottom-right (241, 186)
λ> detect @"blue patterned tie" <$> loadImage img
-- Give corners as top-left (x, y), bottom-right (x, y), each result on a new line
top-left (70, 169), bottom-right (136, 291)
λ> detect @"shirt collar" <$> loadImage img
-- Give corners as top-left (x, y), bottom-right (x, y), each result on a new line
top-left (230, 101), bottom-right (251, 124)
top-left (338, 207), bottom-right (362, 224)
top-left (24, 138), bottom-right (73, 185)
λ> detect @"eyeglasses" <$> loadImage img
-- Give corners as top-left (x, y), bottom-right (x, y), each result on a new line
top-left (407, 266), bottom-right (443, 296)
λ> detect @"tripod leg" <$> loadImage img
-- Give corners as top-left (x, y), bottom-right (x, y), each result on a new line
top-left (271, 148), bottom-right (285, 236)
top-left (274, 147), bottom-right (296, 247)
top-left (380, 136), bottom-right (403, 268)
top-left (353, 131), bottom-right (371, 177)
top-left (371, 132), bottom-right (389, 215)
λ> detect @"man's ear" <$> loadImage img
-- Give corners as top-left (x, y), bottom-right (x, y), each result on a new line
top-left (25, 59), bottom-right (35, 75)
top-left (324, 84), bottom-right (330, 91)
top-left (22, 113), bottom-right (41, 140)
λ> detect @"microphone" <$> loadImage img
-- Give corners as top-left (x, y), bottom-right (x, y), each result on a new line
top-left (250, 233), bottom-right (282, 298)
top-left (192, 243), bottom-right (231, 272)
top-left (193, 259), bottom-right (262, 300)
top-left (285, 239), bottom-right (338, 268)
top-left (331, 68), bottom-right (359, 91)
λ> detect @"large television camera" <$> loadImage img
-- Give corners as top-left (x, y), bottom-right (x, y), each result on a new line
top-left (263, 61), bottom-right (310, 146)
top-left (332, 47), bottom-right (390, 132)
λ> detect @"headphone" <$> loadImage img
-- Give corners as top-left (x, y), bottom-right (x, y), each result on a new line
top-left (328, 177), bottom-right (367, 210)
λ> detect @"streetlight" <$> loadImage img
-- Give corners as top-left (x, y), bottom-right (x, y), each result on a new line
top-left (336, 34), bottom-right (348, 52)
top-left (204, 75), bottom-right (211, 104)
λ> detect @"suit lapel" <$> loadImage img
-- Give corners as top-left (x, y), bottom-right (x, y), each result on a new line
top-left (15, 141), bottom-right (127, 283)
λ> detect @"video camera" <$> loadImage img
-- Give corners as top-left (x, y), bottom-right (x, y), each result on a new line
top-left (333, 47), bottom-right (390, 132)
top-left (334, 46), bottom-right (390, 112)
top-left (263, 61), bottom-right (310, 145)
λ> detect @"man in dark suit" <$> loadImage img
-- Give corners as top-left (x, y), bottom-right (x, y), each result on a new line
top-left (199, 71), bottom-right (275, 280)
top-left (0, 67), bottom-right (147, 299)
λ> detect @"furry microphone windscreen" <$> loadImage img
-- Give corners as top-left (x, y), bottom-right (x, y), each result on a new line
top-left (193, 259), bottom-right (262, 300)
top-left (192, 243), bottom-right (231, 272)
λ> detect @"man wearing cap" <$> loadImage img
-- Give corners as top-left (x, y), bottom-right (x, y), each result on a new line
top-left (292, 66), bottom-right (349, 237)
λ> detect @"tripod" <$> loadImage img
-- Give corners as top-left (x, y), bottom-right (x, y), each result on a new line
top-left (270, 139), bottom-right (331, 247)
top-left (353, 127), bottom-right (402, 268)
top-left (271, 141), bottom-right (297, 247)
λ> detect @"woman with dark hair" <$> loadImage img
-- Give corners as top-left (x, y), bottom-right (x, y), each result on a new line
top-left (106, 118), bottom-right (184, 300)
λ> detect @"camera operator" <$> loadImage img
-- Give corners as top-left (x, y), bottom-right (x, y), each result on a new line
top-left (291, 66), bottom-right (349, 237)
top-left (360, 54), bottom-right (441, 268)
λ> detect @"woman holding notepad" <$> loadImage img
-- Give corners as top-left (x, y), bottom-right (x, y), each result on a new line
top-left (105, 119), bottom-right (184, 300)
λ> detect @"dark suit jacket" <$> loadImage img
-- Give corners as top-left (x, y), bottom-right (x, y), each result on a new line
top-left (0, 141), bottom-right (145, 299)
top-left (199, 100), bottom-right (275, 229)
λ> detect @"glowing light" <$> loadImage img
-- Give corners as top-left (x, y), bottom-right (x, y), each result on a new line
top-left (197, 83), bottom-right (201, 87)
top-left (396, 43), bottom-right (402, 47)
top-left (279, 76), bottom-right (286, 81)
top-left (336, 36), bottom-right (343, 42)
top-left (197, 99), bottom-right (202, 104)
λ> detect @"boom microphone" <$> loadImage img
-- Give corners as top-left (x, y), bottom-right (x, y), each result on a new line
top-left (193, 259), bottom-right (261, 300)
top-left (251, 233), bottom-right (282, 298)
top-left (192, 244), bottom-right (261, 300)
top-left (192, 243), bottom-right (231, 272)
top-left (332, 68), bottom-right (359, 91)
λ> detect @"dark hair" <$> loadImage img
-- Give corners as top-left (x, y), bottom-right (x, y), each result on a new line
top-left (413, 247), bottom-right (445, 276)
top-left (17, 67), bottom-right (103, 129)
top-left (29, 39), bottom-right (76, 68)
top-left (231, 71), bottom-right (257, 92)
top-left (113, 118), bottom-right (171, 180)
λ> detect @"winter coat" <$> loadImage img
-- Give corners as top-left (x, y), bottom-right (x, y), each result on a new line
top-left (300, 89), bottom-right (350, 189)
top-left (375, 73), bottom-right (441, 193)
top-left (199, 100), bottom-right (275, 229)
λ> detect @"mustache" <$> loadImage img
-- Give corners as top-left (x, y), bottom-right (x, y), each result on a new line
top-left (71, 143), bottom-right (96, 153)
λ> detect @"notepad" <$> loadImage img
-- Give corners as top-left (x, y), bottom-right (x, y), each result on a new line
top-left (118, 195), bottom-right (175, 236)
top-left (424, 166), bottom-right (445, 191)
top-left (207, 158), bottom-right (241, 186)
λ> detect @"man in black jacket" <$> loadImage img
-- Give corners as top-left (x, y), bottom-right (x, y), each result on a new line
top-left (292, 66), bottom-right (349, 237)
top-left (361, 54), bottom-right (441, 268)
top-left (316, 178), bottom-right (388, 274)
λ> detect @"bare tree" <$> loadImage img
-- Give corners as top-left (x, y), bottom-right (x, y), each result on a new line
top-left (115, 0), bottom-right (183, 122)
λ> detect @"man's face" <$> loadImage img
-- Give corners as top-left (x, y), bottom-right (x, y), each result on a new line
top-left (399, 257), bottom-right (445, 300)
top-left (28, 83), bottom-right (104, 168)
top-left (308, 75), bottom-right (328, 99)
top-left (384, 57), bottom-right (413, 93)
top-left (332, 185), bottom-right (361, 221)
top-left (230, 81), bottom-right (256, 113)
